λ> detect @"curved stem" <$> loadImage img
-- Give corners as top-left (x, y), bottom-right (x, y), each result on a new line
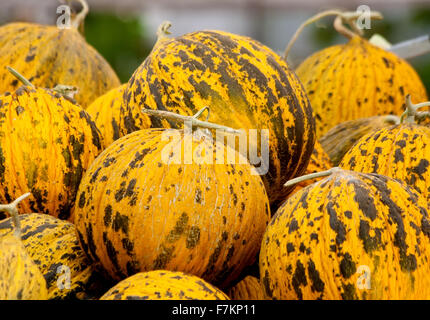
top-left (156, 21), bottom-right (172, 42)
top-left (333, 15), bottom-right (357, 39)
top-left (7, 66), bottom-right (79, 98)
top-left (284, 167), bottom-right (341, 188)
top-left (6, 66), bottom-right (34, 88)
top-left (193, 107), bottom-right (210, 121)
top-left (416, 111), bottom-right (430, 122)
top-left (71, 0), bottom-right (89, 29)
top-left (400, 94), bottom-right (430, 124)
top-left (335, 11), bottom-right (383, 40)
top-left (283, 9), bottom-right (382, 59)
top-left (413, 101), bottom-right (430, 110)
top-left (283, 9), bottom-right (342, 60)
top-left (383, 114), bottom-right (400, 125)
top-left (400, 94), bottom-right (414, 123)
top-left (141, 108), bottom-right (241, 134)
top-left (0, 193), bottom-right (31, 239)
top-left (346, 17), bottom-right (364, 36)
top-left (52, 84), bottom-right (79, 99)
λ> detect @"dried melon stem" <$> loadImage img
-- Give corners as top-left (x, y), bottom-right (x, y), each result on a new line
top-left (6, 66), bottom-right (34, 88)
top-left (71, 0), bottom-right (89, 30)
top-left (192, 106), bottom-right (210, 121)
top-left (384, 115), bottom-right (401, 125)
top-left (7, 66), bottom-right (79, 99)
top-left (156, 21), bottom-right (172, 41)
top-left (400, 94), bottom-right (430, 124)
top-left (150, 21), bottom-right (173, 53)
top-left (141, 107), bottom-right (240, 134)
top-left (284, 167), bottom-right (341, 188)
top-left (283, 9), bottom-right (383, 59)
top-left (52, 84), bottom-right (79, 99)
top-left (416, 111), bottom-right (430, 122)
top-left (0, 193), bottom-right (31, 239)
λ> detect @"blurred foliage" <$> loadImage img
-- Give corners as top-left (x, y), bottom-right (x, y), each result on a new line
top-left (411, 7), bottom-right (430, 25)
top-left (83, 12), bottom-right (152, 83)
top-left (410, 7), bottom-right (430, 96)
top-left (311, 20), bottom-right (338, 47)
top-left (310, 8), bottom-right (430, 95)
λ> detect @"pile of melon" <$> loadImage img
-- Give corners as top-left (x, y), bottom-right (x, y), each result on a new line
top-left (0, 1), bottom-right (429, 300)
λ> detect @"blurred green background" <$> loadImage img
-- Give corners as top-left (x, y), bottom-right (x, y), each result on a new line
top-left (84, 12), bottom-right (152, 83)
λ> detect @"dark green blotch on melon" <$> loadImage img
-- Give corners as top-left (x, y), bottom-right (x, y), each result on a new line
top-left (291, 260), bottom-right (307, 300)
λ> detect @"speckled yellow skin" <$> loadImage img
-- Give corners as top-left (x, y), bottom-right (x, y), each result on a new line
top-left (291, 140), bottom-right (332, 195)
top-left (74, 128), bottom-right (271, 289)
top-left (260, 169), bottom-right (430, 300)
top-left (0, 23), bottom-right (120, 107)
top-left (87, 84), bottom-right (127, 147)
top-left (320, 115), bottom-right (400, 166)
top-left (0, 235), bottom-right (48, 300)
top-left (296, 36), bottom-right (428, 138)
top-left (122, 30), bottom-right (315, 206)
top-left (0, 213), bottom-right (101, 299)
top-left (100, 270), bottom-right (229, 300)
top-left (340, 123), bottom-right (430, 202)
top-left (0, 86), bottom-right (104, 221)
top-left (228, 275), bottom-right (265, 300)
